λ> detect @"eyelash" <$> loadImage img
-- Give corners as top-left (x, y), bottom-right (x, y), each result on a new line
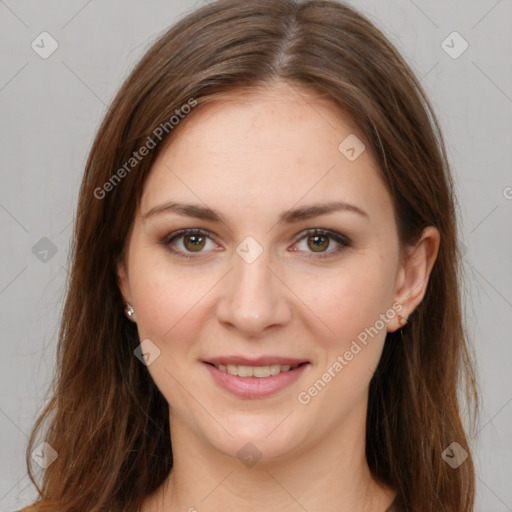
top-left (160, 228), bottom-right (352, 260)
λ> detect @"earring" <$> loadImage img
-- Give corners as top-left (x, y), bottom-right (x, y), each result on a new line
top-left (398, 313), bottom-right (408, 328)
top-left (124, 302), bottom-right (135, 321)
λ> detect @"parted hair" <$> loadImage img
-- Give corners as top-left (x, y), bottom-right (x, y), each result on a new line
top-left (24, 1), bottom-right (477, 511)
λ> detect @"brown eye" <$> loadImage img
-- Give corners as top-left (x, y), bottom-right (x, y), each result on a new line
top-left (292, 229), bottom-right (351, 259)
top-left (307, 234), bottom-right (330, 252)
top-left (183, 233), bottom-right (206, 252)
top-left (161, 228), bottom-right (217, 259)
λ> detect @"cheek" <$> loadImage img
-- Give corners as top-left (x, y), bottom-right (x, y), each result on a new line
top-left (128, 257), bottom-right (215, 410)
top-left (128, 244), bottom-right (217, 341)
top-left (294, 268), bottom-right (393, 415)
top-left (291, 256), bottom-right (394, 349)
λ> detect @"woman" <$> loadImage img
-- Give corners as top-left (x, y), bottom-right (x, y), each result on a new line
top-left (21, 0), bottom-right (478, 510)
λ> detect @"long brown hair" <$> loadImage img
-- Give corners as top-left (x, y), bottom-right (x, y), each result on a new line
top-left (24, 1), bottom-right (478, 510)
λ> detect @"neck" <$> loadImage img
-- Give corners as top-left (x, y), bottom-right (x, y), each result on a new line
top-left (143, 399), bottom-right (395, 511)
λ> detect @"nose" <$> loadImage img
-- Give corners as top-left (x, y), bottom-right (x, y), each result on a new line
top-left (215, 249), bottom-right (292, 337)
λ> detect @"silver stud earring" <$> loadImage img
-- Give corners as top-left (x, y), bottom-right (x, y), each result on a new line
top-left (124, 302), bottom-right (135, 321)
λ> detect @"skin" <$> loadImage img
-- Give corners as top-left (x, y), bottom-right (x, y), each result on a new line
top-left (117, 81), bottom-right (440, 512)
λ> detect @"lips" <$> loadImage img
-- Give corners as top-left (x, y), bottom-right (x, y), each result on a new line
top-left (202, 356), bottom-right (311, 398)
top-left (204, 356), bottom-right (309, 367)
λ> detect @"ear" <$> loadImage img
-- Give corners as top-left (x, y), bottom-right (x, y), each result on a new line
top-left (387, 226), bottom-right (440, 333)
top-left (116, 257), bottom-right (131, 304)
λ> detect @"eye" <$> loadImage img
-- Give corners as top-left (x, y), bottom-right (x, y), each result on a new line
top-left (160, 229), bottom-right (218, 259)
top-left (160, 228), bottom-right (351, 260)
top-left (290, 229), bottom-right (351, 259)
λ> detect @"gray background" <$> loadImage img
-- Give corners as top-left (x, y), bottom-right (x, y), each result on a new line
top-left (0, 0), bottom-right (511, 510)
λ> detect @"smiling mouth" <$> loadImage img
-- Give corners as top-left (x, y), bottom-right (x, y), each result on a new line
top-left (205, 362), bottom-right (308, 378)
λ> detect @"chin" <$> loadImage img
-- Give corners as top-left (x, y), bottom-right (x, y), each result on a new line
top-left (203, 414), bottom-right (309, 465)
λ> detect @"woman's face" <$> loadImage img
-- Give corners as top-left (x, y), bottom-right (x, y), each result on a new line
top-left (118, 83), bottom-right (424, 464)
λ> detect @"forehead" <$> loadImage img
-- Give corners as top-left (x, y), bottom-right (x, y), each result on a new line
top-left (140, 83), bottom-right (393, 228)
top-left (160, 83), bottom-right (364, 165)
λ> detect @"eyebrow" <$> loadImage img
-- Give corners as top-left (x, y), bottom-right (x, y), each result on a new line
top-left (142, 200), bottom-right (369, 224)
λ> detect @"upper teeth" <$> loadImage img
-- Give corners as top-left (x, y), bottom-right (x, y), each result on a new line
top-left (215, 364), bottom-right (300, 378)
